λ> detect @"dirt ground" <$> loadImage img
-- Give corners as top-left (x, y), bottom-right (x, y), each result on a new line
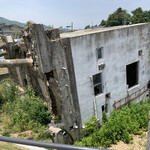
top-left (108, 132), bottom-right (147, 150)
top-left (0, 141), bottom-right (29, 150)
top-left (0, 68), bottom-right (8, 74)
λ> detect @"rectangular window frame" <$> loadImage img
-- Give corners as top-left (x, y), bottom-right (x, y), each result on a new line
top-left (93, 73), bottom-right (103, 96)
top-left (97, 47), bottom-right (103, 60)
top-left (126, 61), bottom-right (139, 89)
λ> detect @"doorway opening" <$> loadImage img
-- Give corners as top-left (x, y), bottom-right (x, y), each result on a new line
top-left (126, 61), bottom-right (138, 88)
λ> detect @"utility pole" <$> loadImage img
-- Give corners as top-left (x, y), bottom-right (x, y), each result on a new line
top-left (66, 22), bottom-right (73, 31)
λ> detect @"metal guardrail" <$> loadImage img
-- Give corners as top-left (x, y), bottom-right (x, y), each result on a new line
top-left (0, 136), bottom-right (107, 150)
top-left (146, 112), bottom-right (150, 150)
top-left (113, 83), bottom-right (150, 110)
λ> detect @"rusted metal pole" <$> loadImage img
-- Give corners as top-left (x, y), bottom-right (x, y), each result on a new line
top-left (0, 59), bottom-right (33, 68)
top-left (0, 51), bottom-right (7, 57)
top-left (146, 111), bottom-right (150, 150)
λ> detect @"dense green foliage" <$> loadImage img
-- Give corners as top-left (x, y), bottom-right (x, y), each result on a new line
top-left (83, 7), bottom-right (150, 28)
top-left (0, 80), bottom-right (51, 133)
top-left (100, 7), bottom-right (150, 27)
top-left (84, 25), bottom-right (91, 29)
top-left (75, 100), bottom-right (150, 148)
top-left (106, 8), bottom-right (131, 26)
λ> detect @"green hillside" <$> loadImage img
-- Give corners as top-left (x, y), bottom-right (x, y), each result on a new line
top-left (0, 17), bottom-right (50, 30)
top-left (0, 17), bottom-right (25, 27)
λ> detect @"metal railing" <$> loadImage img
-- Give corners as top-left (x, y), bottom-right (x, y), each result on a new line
top-left (0, 136), bottom-right (107, 150)
top-left (146, 112), bottom-right (150, 150)
top-left (113, 83), bottom-right (150, 110)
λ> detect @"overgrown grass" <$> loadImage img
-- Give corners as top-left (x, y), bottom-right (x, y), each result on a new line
top-left (0, 141), bottom-right (29, 150)
top-left (0, 79), bottom-right (51, 140)
top-left (75, 100), bottom-right (150, 148)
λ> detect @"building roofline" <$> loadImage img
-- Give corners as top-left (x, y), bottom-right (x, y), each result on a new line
top-left (60, 23), bottom-right (148, 38)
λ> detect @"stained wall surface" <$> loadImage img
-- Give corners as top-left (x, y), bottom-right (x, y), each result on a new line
top-left (69, 23), bottom-right (150, 125)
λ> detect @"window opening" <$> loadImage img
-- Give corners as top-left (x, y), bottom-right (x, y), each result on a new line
top-left (101, 104), bottom-right (108, 113)
top-left (93, 73), bottom-right (103, 96)
top-left (138, 50), bottom-right (143, 56)
top-left (126, 62), bottom-right (138, 88)
top-left (106, 93), bottom-right (110, 98)
top-left (97, 47), bottom-right (103, 59)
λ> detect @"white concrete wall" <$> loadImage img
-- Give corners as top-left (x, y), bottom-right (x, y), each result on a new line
top-left (70, 23), bottom-right (150, 126)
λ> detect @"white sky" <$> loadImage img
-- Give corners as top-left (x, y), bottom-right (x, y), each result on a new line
top-left (0, 0), bottom-right (150, 29)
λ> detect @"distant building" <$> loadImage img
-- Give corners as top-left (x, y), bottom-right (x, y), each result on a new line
top-left (0, 23), bottom-right (23, 38)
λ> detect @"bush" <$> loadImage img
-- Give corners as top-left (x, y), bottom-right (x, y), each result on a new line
top-left (0, 79), bottom-right (18, 103)
top-left (82, 116), bottom-right (98, 135)
top-left (2, 130), bottom-right (10, 137)
top-left (0, 81), bottom-right (51, 133)
top-left (75, 100), bottom-right (150, 148)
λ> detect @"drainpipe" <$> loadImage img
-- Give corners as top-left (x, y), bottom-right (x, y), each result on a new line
top-left (90, 76), bottom-right (98, 119)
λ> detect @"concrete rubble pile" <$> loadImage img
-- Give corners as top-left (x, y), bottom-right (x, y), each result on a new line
top-left (0, 21), bottom-right (81, 143)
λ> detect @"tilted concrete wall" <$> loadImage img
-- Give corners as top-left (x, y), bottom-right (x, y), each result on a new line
top-left (22, 24), bottom-right (82, 140)
top-left (70, 23), bottom-right (150, 126)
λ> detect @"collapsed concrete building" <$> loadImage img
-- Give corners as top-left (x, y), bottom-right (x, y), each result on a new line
top-left (0, 22), bottom-right (150, 140)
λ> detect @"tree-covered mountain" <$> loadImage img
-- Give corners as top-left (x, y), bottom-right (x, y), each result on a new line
top-left (0, 16), bottom-right (71, 32)
top-left (0, 17), bottom-right (49, 29)
top-left (0, 17), bottom-right (25, 27)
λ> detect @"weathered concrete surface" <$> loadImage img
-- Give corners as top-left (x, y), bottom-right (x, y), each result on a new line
top-left (0, 59), bottom-right (33, 67)
top-left (0, 51), bottom-right (7, 57)
top-left (0, 41), bottom-right (6, 49)
top-left (21, 22), bottom-right (82, 140)
top-left (46, 28), bottom-right (60, 40)
top-left (67, 23), bottom-right (150, 125)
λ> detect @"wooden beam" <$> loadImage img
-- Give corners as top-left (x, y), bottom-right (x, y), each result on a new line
top-left (0, 59), bottom-right (33, 68)
top-left (0, 51), bottom-right (7, 57)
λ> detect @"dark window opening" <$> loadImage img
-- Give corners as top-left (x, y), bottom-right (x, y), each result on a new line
top-left (45, 69), bottom-right (58, 81)
top-left (102, 105), bottom-right (105, 112)
top-left (93, 73), bottom-right (103, 96)
top-left (106, 93), bottom-right (110, 98)
top-left (102, 104), bottom-right (108, 113)
top-left (148, 81), bottom-right (150, 88)
top-left (138, 50), bottom-right (143, 56)
top-left (24, 78), bottom-right (27, 86)
top-left (97, 47), bottom-right (103, 59)
top-left (126, 62), bottom-right (138, 88)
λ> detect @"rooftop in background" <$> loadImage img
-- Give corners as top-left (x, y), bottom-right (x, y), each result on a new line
top-left (60, 23), bottom-right (148, 38)
top-left (0, 23), bottom-right (23, 37)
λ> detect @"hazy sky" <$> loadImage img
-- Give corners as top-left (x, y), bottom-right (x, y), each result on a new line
top-left (0, 0), bottom-right (150, 29)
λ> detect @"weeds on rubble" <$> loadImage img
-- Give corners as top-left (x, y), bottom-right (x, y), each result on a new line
top-left (75, 99), bottom-right (150, 148)
top-left (0, 79), bottom-right (51, 140)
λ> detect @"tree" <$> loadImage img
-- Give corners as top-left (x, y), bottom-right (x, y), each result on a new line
top-left (131, 7), bottom-right (150, 24)
top-left (48, 25), bottom-right (54, 30)
top-left (100, 20), bottom-right (107, 26)
top-left (85, 25), bottom-right (90, 29)
top-left (99, 7), bottom-right (150, 28)
top-left (107, 7), bottom-right (131, 26)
